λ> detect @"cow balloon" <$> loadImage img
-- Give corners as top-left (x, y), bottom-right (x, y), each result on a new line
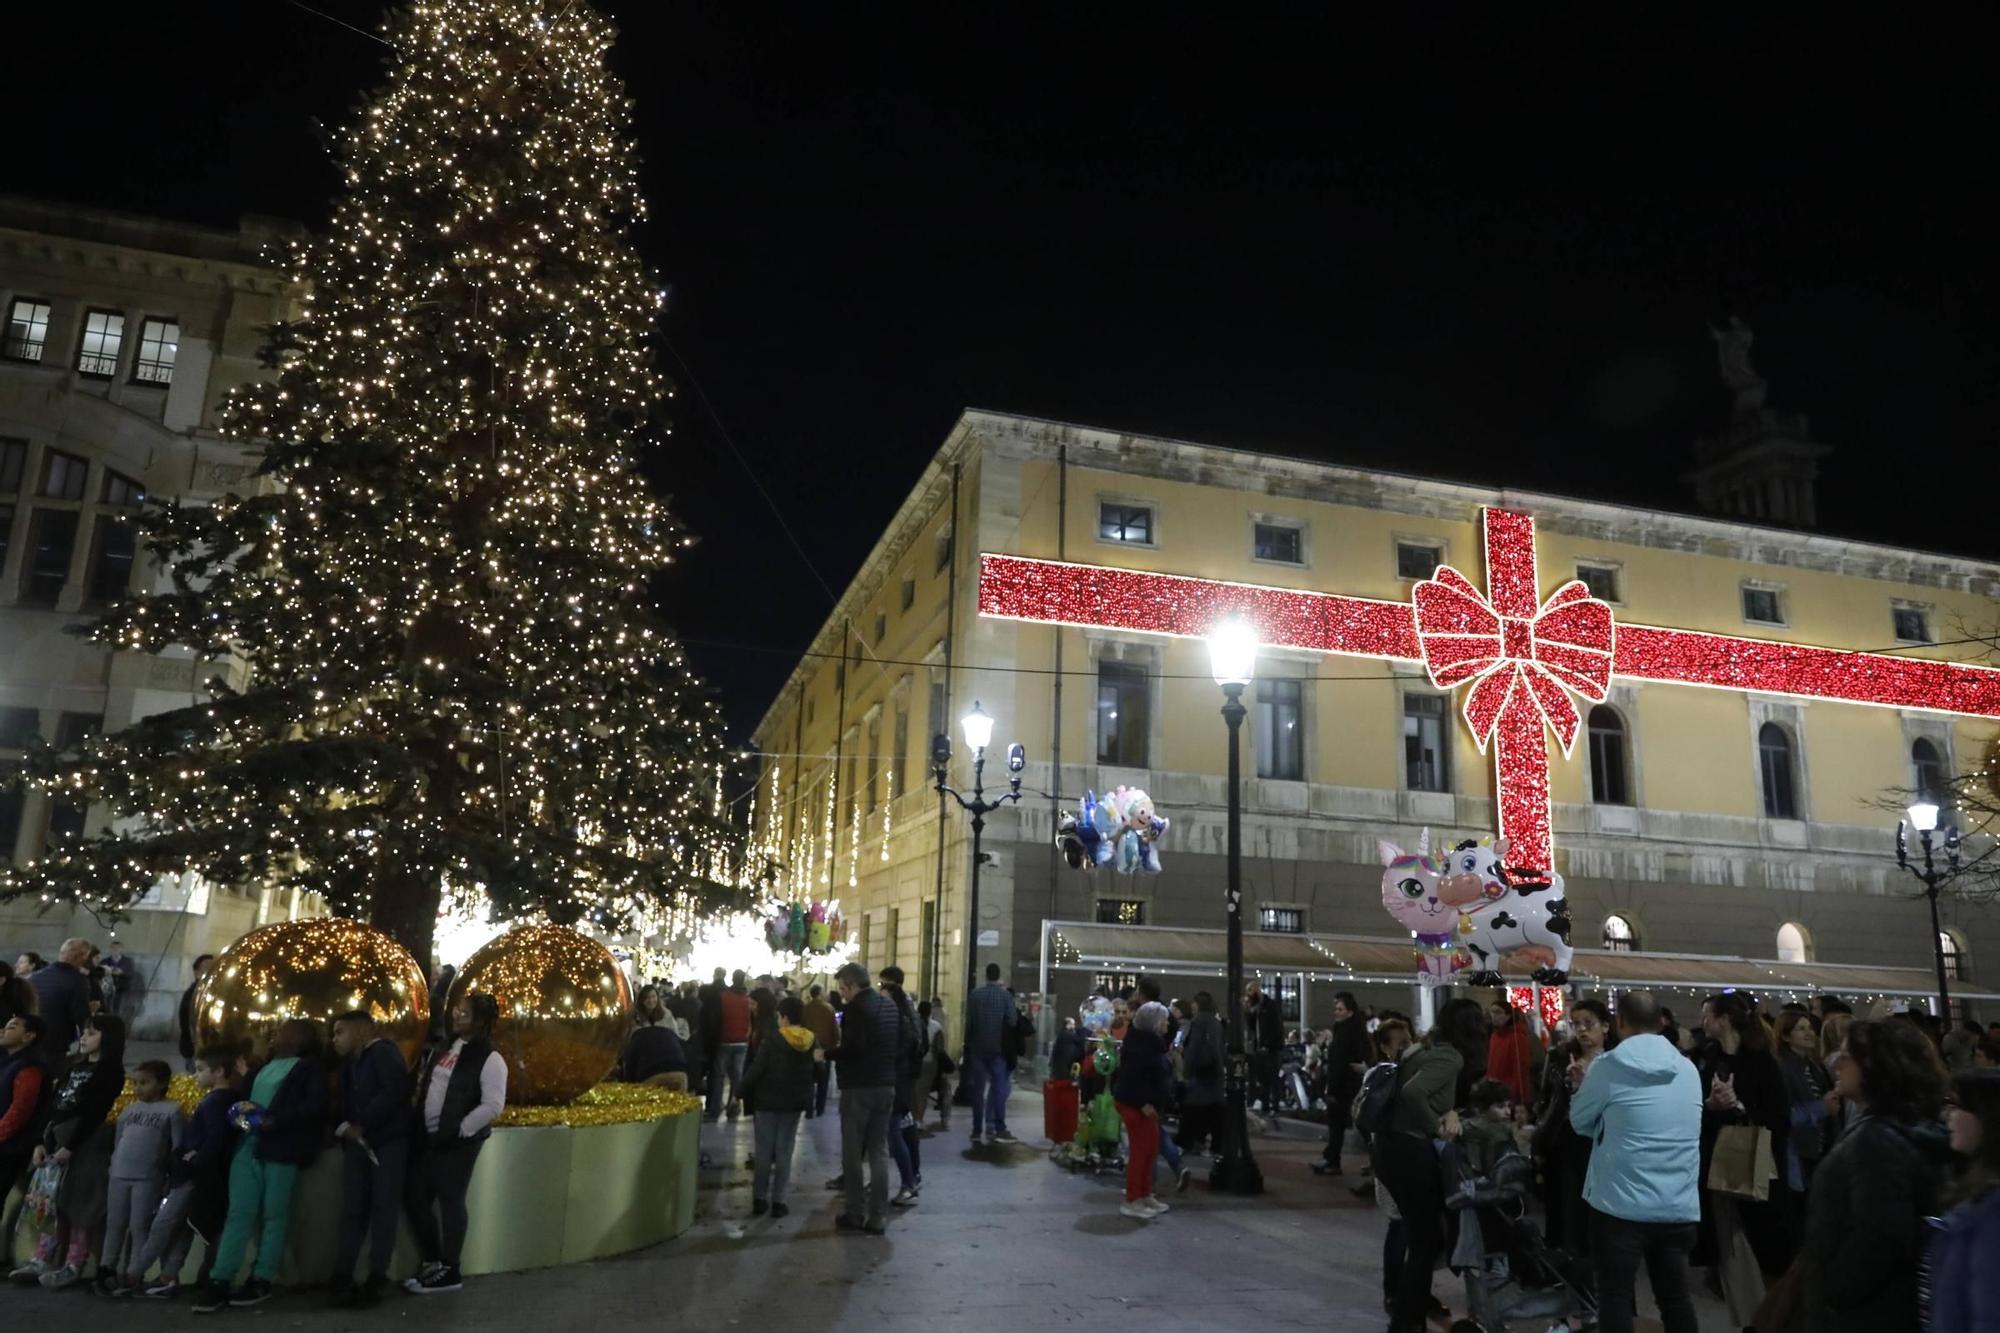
top-left (1432, 838), bottom-right (1574, 986)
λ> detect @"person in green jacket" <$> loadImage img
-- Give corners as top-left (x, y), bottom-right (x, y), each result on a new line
top-left (1375, 997), bottom-right (1487, 1333)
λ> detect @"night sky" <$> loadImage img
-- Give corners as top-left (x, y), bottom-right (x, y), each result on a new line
top-left (12, 3), bottom-right (1995, 739)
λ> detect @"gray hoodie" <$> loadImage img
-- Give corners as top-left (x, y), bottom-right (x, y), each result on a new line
top-left (110, 1097), bottom-right (185, 1180)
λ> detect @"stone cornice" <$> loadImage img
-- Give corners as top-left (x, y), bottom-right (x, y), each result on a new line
top-left (965, 409), bottom-right (2000, 594)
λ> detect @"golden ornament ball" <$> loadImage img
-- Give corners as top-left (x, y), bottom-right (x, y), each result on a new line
top-left (447, 924), bottom-right (632, 1105)
top-left (194, 917), bottom-right (430, 1067)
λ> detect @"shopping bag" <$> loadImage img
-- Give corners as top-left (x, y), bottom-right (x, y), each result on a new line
top-left (19, 1159), bottom-right (63, 1243)
top-left (1707, 1123), bottom-right (1776, 1201)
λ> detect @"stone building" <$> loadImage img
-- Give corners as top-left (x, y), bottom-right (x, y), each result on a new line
top-left (0, 197), bottom-right (320, 1037)
top-left (749, 401), bottom-right (2000, 1039)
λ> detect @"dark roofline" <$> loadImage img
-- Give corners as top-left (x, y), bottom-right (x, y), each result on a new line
top-left (0, 194), bottom-right (300, 269)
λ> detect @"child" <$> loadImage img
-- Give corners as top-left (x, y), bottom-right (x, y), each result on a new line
top-left (192, 1019), bottom-right (327, 1312)
top-left (1459, 1078), bottom-right (1525, 1179)
top-left (135, 1045), bottom-right (241, 1299)
top-left (9, 1013), bottom-right (125, 1290)
top-left (329, 1009), bottom-right (412, 1307)
top-left (739, 994), bottom-right (819, 1218)
top-left (100, 1059), bottom-right (184, 1294)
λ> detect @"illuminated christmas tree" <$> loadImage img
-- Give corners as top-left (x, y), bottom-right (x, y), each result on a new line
top-left (0, 0), bottom-right (740, 964)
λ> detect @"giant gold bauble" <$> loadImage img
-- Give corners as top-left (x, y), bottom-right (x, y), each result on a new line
top-left (195, 917), bottom-right (430, 1067)
top-left (447, 924), bottom-right (631, 1105)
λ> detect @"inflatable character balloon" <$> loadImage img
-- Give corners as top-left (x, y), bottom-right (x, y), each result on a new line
top-left (1378, 830), bottom-right (1472, 987)
top-left (1432, 838), bottom-right (1574, 986)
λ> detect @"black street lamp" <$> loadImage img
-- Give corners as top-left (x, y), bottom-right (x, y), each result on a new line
top-left (1206, 618), bottom-right (1263, 1195)
top-left (1895, 799), bottom-right (1963, 1021)
top-left (932, 701), bottom-right (1025, 1001)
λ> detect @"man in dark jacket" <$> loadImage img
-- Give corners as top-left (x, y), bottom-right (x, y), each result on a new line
top-left (1315, 992), bottom-right (1371, 1176)
top-left (829, 962), bottom-right (898, 1234)
top-left (1176, 993), bottom-right (1225, 1154)
top-left (331, 1010), bottom-right (413, 1306)
top-left (27, 938), bottom-right (92, 1057)
top-left (176, 954), bottom-right (215, 1074)
top-left (1244, 980), bottom-right (1285, 1114)
top-left (963, 964), bottom-right (1017, 1144)
top-left (621, 986), bottom-right (689, 1088)
top-left (698, 967), bottom-right (726, 1105)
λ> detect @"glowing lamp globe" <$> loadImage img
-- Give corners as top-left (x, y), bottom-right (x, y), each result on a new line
top-left (447, 924), bottom-right (632, 1105)
top-left (1208, 616), bottom-right (1259, 687)
top-left (1907, 800), bottom-right (1940, 833)
top-left (194, 918), bottom-right (430, 1067)
top-left (960, 701), bottom-right (995, 753)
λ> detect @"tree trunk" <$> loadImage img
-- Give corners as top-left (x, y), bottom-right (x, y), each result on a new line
top-left (371, 868), bottom-right (442, 974)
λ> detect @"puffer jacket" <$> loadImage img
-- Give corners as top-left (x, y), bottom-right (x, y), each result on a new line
top-left (740, 1025), bottom-right (817, 1114)
top-left (829, 987), bottom-right (901, 1089)
top-left (1569, 1032), bottom-right (1701, 1224)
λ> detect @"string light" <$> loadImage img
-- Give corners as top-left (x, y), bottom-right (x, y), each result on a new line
top-left (0, 0), bottom-right (746, 943)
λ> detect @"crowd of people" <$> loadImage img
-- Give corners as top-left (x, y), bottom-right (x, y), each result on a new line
top-left (0, 935), bottom-right (512, 1309)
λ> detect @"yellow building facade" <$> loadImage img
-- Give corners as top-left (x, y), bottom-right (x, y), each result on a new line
top-left (751, 410), bottom-right (1999, 1030)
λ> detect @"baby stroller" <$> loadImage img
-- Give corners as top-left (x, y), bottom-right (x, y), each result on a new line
top-left (1444, 1140), bottom-right (1597, 1332)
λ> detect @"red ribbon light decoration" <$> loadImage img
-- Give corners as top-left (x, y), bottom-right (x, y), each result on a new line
top-left (978, 506), bottom-right (2000, 874)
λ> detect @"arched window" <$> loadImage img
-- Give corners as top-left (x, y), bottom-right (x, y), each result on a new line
top-left (1912, 738), bottom-right (1948, 805)
top-left (1776, 921), bottom-right (1812, 963)
top-left (1941, 930), bottom-right (1967, 982)
top-left (1758, 723), bottom-right (1798, 819)
top-left (1602, 913), bottom-right (1637, 953)
top-left (1588, 706), bottom-right (1631, 805)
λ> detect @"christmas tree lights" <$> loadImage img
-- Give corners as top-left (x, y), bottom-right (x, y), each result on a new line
top-left (0, 0), bottom-right (741, 963)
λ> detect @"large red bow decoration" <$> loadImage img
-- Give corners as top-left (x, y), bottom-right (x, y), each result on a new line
top-left (1413, 567), bottom-right (1614, 755)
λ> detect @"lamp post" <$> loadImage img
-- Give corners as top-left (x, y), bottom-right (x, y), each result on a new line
top-left (1895, 799), bottom-right (1962, 1020)
top-left (1206, 617), bottom-right (1263, 1195)
top-left (933, 702), bottom-right (1025, 1002)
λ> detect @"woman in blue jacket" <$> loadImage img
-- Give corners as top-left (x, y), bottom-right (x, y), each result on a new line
top-left (1929, 1069), bottom-right (2000, 1333)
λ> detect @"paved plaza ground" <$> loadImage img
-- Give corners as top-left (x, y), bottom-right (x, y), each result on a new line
top-left (5, 1077), bottom-right (1735, 1331)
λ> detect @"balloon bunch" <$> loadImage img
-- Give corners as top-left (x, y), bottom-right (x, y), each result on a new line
top-left (1054, 786), bottom-right (1170, 875)
top-left (764, 900), bottom-right (845, 956)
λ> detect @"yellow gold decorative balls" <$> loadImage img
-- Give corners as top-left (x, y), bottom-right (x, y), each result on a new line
top-left (194, 918), bottom-right (430, 1067)
top-left (447, 924), bottom-right (632, 1105)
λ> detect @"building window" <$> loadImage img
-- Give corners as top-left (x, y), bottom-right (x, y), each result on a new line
top-left (1093, 971), bottom-right (1140, 996)
top-left (891, 706), bottom-right (909, 800)
top-left (1095, 898), bottom-right (1146, 925)
top-left (1252, 520), bottom-right (1304, 565)
top-left (919, 899), bottom-right (937, 996)
top-left (1941, 930), bottom-right (1967, 981)
top-left (1912, 737), bottom-right (1948, 805)
top-left (1256, 677), bottom-right (1304, 780)
top-left (1097, 661), bottom-right (1149, 766)
top-left (934, 525), bottom-right (953, 573)
top-left (863, 716), bottom-right (880, 812)
top-left (102, 470), bottom-right (144, 506)
top-left (1587, 705), bottom-right (1630, 804)
top-left (76, 309), bottom-right (125, 377)
top-left (0, 707), bottom-right (39, 748)
top-left (0, 789), bottom-right (22, 864)
top-left (1258, 906), bottom-right (1305, 934)
top-left (1893, 604), bottom-right (1931, 644)
top-left (40, 450), bottom-right (88, 501)
top-left (4, 299), bottom-right (51, 362)
top-left (1098, 501), bottom-right (1154, 546)
top-left (805, 696), bottom-right (815, 726)
top-left (1576, 563), bottom-right (1620, 602)
top-left (1776, 921), bottom-right (1811, 964)
top-left (926, 675), bottom-right (946, 753)
top-left (20, 509), bottom-right (80, 605)
top-left (900, 575), bottom-right (915, 612)
top-left (0, 438), bottom-right (25, 491)
top-left (873, 612), bottom-right (886, 644)
top-left (1602, 914), bottom-right (1637, 952)
top-left (54, 712), bottom-right (100, 749)
top-left (88, 515), bottom-right (137, 604)
top-left (1268, 974), bottom-right (1303, 1024)
top-left (834, 662), bottom-right (844, 693)
top-left (1742, 585), bottom-right (1785, 625)
top-left (1403, 693), bottom-right (1449, 792)
top-left (133, 318), bottom-right (179, 384)
top-left (1758, 722), bottom-right (1798, 819)
top-left (0, 504), bottom-right (13, 571)
top-left (1396, 541), bottom-right (1442, 580)
top-left (45, 713), bottom-right (100, 845)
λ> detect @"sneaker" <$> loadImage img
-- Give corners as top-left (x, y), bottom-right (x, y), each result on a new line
top-left (769, 1202), bottom-right (790, 1219)
top-left (40, 1264), bottom-right (83, 1290)
top-left (408, 1264), bottom-right (463, 1294)
top-left (191, 1281), bottom-right (233, 1313)
top-left (991, 1128), bottom-right (1017, 1144)
top-left (753, 1198), bottom-right (769, 1216)
top-left (1141, 1195), bottom-right (1171, 1215)
top-left (143, 1278), bottom-right (181, 1300)
top-left (90, 1269), bottom-right (119, 1296)
top-left (824, 1175), bottom-right (845, 1191)
top-left (1119, 1201), bottom-right (1154, 1220)
top-left (113, 1280), bottom-right (140, 1299)
top-left (1176, 1166), bottom-right (1193, 1193)
top-left (9, 1260), bottom-right (47, 1285)
top-left (891, 1186), bottom-right (918, 1207)
top-left (402, 1262), bottom-right (445, 1293)
top-left (230, 1278), bottom-right (274, 1307)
